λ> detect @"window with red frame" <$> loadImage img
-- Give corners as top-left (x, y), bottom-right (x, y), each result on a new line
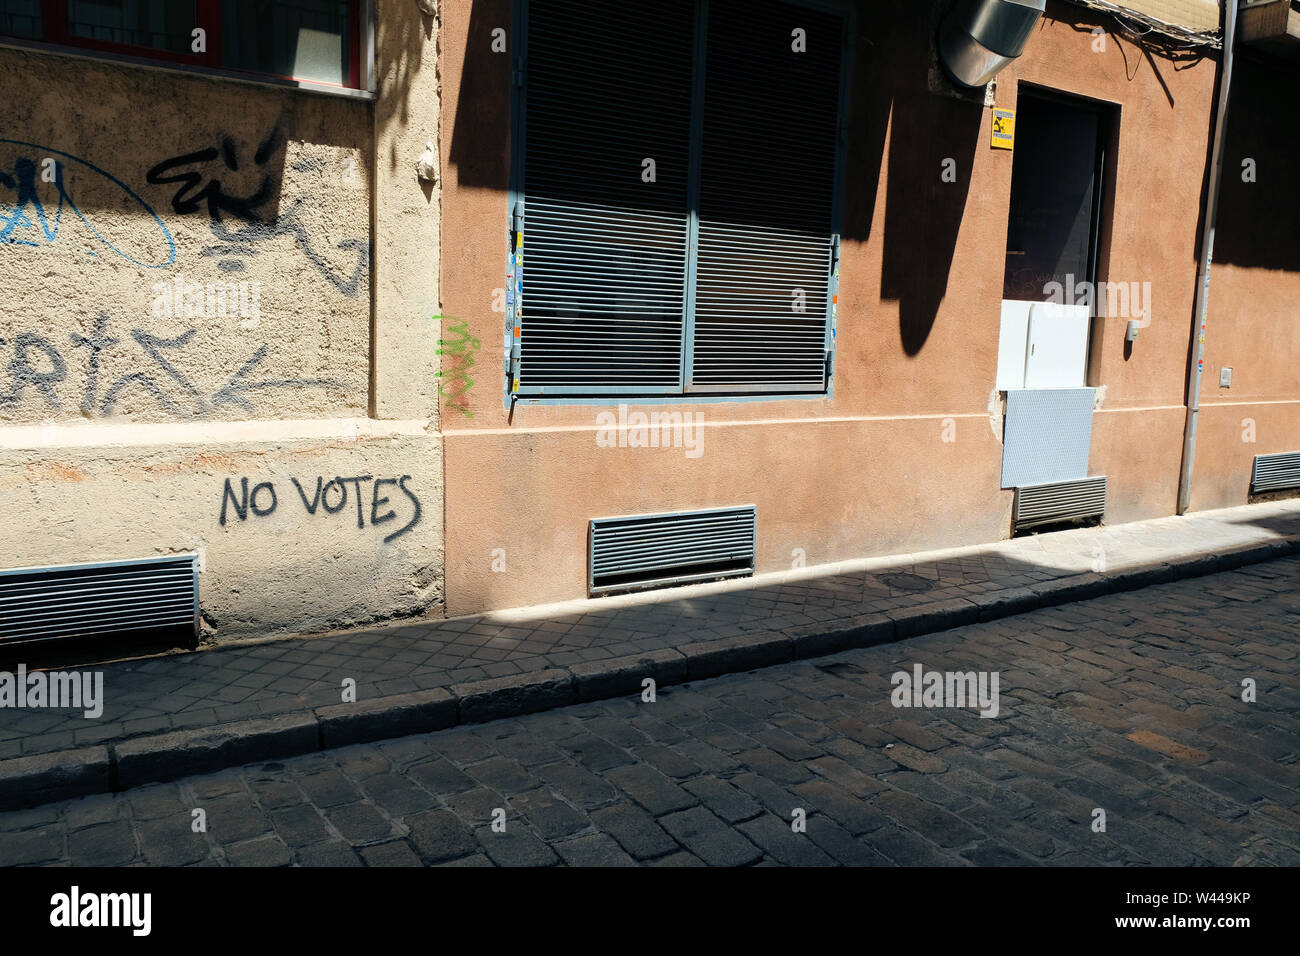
top-left (0, 0), bottom-right (363, 89)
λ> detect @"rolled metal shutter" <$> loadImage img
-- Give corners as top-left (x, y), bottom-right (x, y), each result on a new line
top-left (689, 0), bottom-right (844, 392)
top-left (517, 0), bottom-right (696, 394)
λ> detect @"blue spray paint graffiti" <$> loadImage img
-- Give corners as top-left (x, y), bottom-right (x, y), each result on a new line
top-left (0, 140), bottom-right (176, 268)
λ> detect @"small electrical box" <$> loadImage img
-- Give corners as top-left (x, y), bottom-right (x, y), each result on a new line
top-left (1220, 367), bottom-right (1233, 388)
top-left (1125, 320), bottom-right (1140, 343)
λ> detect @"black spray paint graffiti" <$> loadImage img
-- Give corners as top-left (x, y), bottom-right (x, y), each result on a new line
top-left (146, 129), bottom-right (369, 296)
top-left (0, 312), bottom-right (343, 417)
top-left (434, 317), bottom-right (480, 419)
top-left (219, 475), bottom-right (422, 544)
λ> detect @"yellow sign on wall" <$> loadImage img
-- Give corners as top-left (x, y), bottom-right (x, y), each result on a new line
top-left (992, 108), bottom-right (1016, 150)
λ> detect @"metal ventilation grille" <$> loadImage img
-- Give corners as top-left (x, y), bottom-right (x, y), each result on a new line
top-left (0, 555), bottom-right (198, 646)
top-left (589, 506), bottom-right (756, 596)
top-left (1013, 477), bottom-right (1107, 532)
top-left (1251, 453), bottom-right (1300, 493)
top-left (690, 0), bottom-right (843, 392)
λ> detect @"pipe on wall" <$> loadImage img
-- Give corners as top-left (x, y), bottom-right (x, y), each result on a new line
top-left (939, 0), bottom-right (1047, 88)
top-left (1177, 0), bottom-right (1240, 515)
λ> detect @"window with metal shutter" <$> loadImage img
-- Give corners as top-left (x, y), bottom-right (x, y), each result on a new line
top-left (511, 0), bottom-right (847, 399)
top-left (689, 0), bottom-right (844, 393)
top-left (515, 0), bottom-right (695, 395)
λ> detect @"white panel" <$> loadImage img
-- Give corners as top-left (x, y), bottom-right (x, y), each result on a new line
top-left (996, 300), bottom-right (1034, 391)
top-left (1023, 302), bottom-right (1089, 389)
top-left (1001, 388), bottom-right (1096, 488)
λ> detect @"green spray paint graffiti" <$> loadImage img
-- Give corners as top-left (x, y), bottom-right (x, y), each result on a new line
top-left (434, 317), bottom-right (481, 419)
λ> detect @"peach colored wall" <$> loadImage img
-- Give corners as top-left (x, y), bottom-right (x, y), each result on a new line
top-left (444, 414), bottom-right (1008, 610)
top-left (1011, 4), bottom-right (1217, 526)
top-left (438, 0), bottom-right (1227, 616)
top-left (1191, 51), bottom-right (1300, 512)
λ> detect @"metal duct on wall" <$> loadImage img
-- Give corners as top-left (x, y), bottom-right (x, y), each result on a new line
top-left (940, 0), bottom-right (1047, 87)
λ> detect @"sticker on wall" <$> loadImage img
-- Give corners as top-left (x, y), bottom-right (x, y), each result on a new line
top-left (992, 108), bottom-right (1015, 150)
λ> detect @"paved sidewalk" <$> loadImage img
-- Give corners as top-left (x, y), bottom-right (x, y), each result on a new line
top-left (2, 558), bottom-right (1296, 866)
top-left (2, 498), bottom-right (1299, 807)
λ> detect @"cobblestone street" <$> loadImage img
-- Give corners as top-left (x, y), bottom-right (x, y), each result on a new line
top-left (2, 558), bottom-right (1297, 867)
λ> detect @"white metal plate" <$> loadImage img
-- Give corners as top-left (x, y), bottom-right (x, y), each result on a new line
top-left (1001, 387), bottom-right (1096, 488)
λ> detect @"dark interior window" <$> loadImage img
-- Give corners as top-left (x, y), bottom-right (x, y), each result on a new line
top-left (222, 0), bottom-right (352, 86)
top-left (0, 0), bottom-right (42, 38)
top-left (1003, 92), bottom-right (1106, 302)
top-left (67, 1), bottom-right (197, 54)
top-left (0, 0), bottom-right (361, 88)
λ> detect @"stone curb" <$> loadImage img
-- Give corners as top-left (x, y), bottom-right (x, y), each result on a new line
top-left (316, 688), bottom-right (458, 750)
top-left (0, 747), bottom-right (110, 810)
top-left (1, 537), bottom-right (1296, 810)
top-left (453, 669), bottom-right (575, 725)
top-left (113, 714), bottom-right (320, 791)
top-left (570, 649), bottom-right (687, 701)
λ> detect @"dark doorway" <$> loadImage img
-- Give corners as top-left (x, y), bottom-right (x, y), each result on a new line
top-left (1003, 90), bottom-right (1110, 303)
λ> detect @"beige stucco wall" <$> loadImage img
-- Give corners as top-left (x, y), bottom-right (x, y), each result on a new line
top-left (0, 47), bottom-right (372, 425)
top-left (0, 422), bottom-right (442, 638)
top-left (374, 0), bottom-right (444, 422)
top-left (0, 0), bottom-right (444, 642)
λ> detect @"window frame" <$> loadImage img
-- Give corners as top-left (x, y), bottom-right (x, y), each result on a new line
top-left (504, 0), bottom-right (854, 407)
top-left (0, 0), bottom-right (372, 95)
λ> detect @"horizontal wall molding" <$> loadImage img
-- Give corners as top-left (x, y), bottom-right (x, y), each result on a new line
top-left (1196, 399), bottom-right (1300, 409)
top-left (1092, 404), bottom-right (1190, 415)
top-left (445, 412), bottom-right (998, 438)
top-left (0, 418), bottom-right (433, 451)
top-left (448, 404), bottom-right (1222, 439)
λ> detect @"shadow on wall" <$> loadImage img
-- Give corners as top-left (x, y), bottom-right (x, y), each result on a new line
top-left (1213, 52), bottom-right (1300, 272)
top-left (447, 0), bottom-right (512, 191)
top-left (0, 51), bottom-right (382, 288)
top-left (445, 0), bottom-right (984, 358)
top-left (376, 0), bottom-right (438, 177)
top-left (0, 40), bottom-right (398, 424)
top-left (845, 0), bottom-right (983, 356)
